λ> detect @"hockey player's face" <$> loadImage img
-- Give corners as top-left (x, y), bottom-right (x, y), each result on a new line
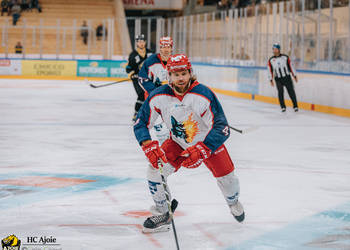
top-left (273, 48), bottom-right (280, 56)
top-left (160, 46), bottom-right (172, 61)
top-left (136, 40), bottom-right (146, 49)
top-left (171, 69), bottom-right (191, 95)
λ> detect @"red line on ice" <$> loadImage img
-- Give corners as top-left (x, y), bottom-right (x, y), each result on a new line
top-left (58, 223), bottom-right (162, 248)
top-left (102, 190), bottom-right (118, 204)
top-left (194, 223), bottom-right (225, 247)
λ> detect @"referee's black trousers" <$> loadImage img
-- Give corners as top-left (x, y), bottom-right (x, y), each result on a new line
top-left (275, 76), bottom-right (298, 109)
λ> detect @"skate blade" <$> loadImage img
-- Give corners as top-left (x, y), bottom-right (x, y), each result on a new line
top-left (142, 224), bottom-right (171, 233)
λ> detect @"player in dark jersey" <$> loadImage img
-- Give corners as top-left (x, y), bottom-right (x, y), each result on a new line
top-left (267, 43), bottom-right (299, 112)
top-left (125, 34), bottom-right (153, 121)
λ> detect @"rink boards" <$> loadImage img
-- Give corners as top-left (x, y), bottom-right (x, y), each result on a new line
top-left (0, 58), bottom-right (349, 119)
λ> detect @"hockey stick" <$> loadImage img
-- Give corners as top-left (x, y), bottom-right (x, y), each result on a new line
top-left (229, 125), bottom-right (243, 134)
top-left (158, 160), bottom-right (180, 250)
top-left (229, 125), bottom-right (260, 134)
top-left (87, 78), bottom-right (130, 88)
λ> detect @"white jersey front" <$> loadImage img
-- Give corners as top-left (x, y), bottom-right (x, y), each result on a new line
top-left (134, 81), bottom-right (230, 153)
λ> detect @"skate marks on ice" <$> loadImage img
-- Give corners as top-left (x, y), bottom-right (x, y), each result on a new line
top-left (0, 172), bottom-right (135, 210)
top-left (226, 200), bottom-right (350, 250)
top-left (57, 210), bottom-right (185, 249)
top-left (56, 219), bottom-right (248, 249)
top-left (58, 223), bottom-right (165, 248)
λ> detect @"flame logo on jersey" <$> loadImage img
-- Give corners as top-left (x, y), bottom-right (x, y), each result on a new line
top-left (1, 235), bottom-right (21, 250)
top-left (183, 113), bottom-right (199, 143)
top-left (171, 113), bottom-right (199, 143)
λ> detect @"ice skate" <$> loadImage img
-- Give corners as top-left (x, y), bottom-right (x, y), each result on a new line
top-left (143, 211), bottom-right (172, 233)
top-left (143, 199), bottom-right (178, 233)
top-left (230, 200), bottom-right (245, 223)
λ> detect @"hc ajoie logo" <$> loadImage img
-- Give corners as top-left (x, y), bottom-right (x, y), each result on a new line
top-left (1, 235), bottom-right (21, 250)
top-left (26, 236), bottom-right (57, 244)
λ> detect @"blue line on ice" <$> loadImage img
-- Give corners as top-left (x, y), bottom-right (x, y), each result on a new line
top-left (226, 201), bottom-right (350, 250)
top-left (0, 172), bottom-right (138, 210)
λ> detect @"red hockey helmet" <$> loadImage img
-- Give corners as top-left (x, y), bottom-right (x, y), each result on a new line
top-left (159, 36), bottom-right (173, 48)
top-left (166, 54), bottom-right (192, 73)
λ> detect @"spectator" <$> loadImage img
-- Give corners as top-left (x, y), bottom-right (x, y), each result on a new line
top-left (333, 40), bottom-right (343, 60)
top-left (1, 0), bottom-right (9, 16)
top-left (304, 48), bottom-right (314, 68)
top-left (80, 21), bottom-right (89, 45)
top-left (96, 24), bottom-right (107, 40)
top-left (11, 2), bottom-right (20, 25)
top-left (8, 0), bottom-right (14, 10)
top-left (15, 41), bottom-right (22, 53)
top-left (197, 0), bottom-right (204, 6)
top-left (31, 0), bottom-right (41, 12)
top-left (237, 47), bottom-right (250, 60)
top-left (20, 0), bottom-right (28, 11)
top-left (217, 0), bottom-right (231, 10)
top-left (204, 0), bottom-right (216, 4)
top-left (232, 0), bottom-right (250, 9)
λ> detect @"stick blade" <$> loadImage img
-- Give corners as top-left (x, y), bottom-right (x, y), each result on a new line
top-left (171, 199), bottom-right (178, 212)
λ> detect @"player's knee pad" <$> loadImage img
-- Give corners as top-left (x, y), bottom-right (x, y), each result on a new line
top-left (216, 171), bottom-right (240, 206)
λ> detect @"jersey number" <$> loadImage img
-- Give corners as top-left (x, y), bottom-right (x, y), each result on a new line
top-left (222, 126), bottom-right (229, 136)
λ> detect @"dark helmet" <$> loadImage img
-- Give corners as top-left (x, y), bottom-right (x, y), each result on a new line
top-left (135, 34), bottom-right (146, 41)
top-left (272, 43), bottom-right (281, 50)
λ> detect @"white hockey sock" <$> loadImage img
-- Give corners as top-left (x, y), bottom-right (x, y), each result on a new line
top-left (216, 171), bottom-right (240, 206)
top-left (147, 163), bottom-right (175, 214)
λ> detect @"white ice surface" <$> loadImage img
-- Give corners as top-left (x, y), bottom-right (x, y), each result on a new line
top-left (0, 79), bottom-right (349, 250)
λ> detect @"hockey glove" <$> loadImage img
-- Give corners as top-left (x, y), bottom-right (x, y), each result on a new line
top-left (125, 65), bottom-right (133, 73)
top-left (142, 141), bottom-right (168, 169)
top-left (180, 142), bottom-right (211, 169)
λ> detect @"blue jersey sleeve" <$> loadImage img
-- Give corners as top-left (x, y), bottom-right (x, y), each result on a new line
top-left (133, 96), bottom-right (152, 145)
top-left (191, 86), bottom-right (230, 153)
top-left (138, 60), bottom-right (157, 94)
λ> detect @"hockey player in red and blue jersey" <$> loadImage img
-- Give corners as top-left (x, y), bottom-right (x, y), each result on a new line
top-left (137, 36), bottom-right (174, 144)
top-left (134, 54), bottom-right (245, 233)
top-left (138, 36), bottom-right (172, 94)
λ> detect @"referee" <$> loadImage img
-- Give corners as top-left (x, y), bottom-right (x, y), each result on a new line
top-left (126, 34), bottom-right (153, 121)
top-left (267, 43), bottom-right (299, 112)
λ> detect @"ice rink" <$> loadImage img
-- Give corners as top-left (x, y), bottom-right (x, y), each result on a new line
top-left (1, 79), bottom-right (350, 250)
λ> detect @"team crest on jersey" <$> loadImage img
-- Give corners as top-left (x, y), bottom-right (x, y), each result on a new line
top-left (171, 113), bottom-right (199, 143)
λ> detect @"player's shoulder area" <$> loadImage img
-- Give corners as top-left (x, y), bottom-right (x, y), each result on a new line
top-left (280, 53), bottom-right (290, 59)
top-left (268, 55), bottom-right (276, 61)
top-left (148, 85), bottom-right (173, 101)
top-left (129, 50), bottom-right (138, 57)
top-left (189, 82), bottom-right (216, 102)
top-left (144, 53), bottom-right (160, 65)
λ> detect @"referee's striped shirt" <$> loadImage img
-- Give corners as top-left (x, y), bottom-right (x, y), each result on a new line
top-left (267, 54), bottom-right (296, 81)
